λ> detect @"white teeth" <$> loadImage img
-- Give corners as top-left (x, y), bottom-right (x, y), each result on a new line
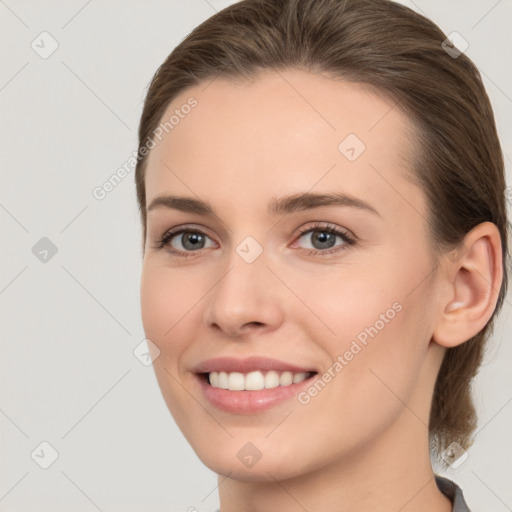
top-left (218, 371), bottom-right (229, 389)
top-left (209, 372), bottom-right (219, 387)
top-left (245, 371), bottom-right (265, 391)
top-left (264, 370), bottom-right (280, 388)
top-left (228, 372), bottom-right (245, 391)
top-left (280, 371), bottom-right (293, 386)
top-left (207, 370), bottom-right (311, 390)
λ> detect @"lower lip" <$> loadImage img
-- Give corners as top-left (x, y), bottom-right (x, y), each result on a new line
top-left (196, 374), bottom-right (316, 414)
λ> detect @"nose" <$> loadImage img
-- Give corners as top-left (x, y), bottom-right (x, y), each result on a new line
top-left (203, 253), bottom-right (285, 339)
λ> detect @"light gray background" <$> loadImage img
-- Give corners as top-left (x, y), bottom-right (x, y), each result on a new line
top-left (1, 1), bottom-right (511, 511)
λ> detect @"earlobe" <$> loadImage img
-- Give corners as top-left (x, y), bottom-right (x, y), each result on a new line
top-left (432, 222), bottom-right (503, 348)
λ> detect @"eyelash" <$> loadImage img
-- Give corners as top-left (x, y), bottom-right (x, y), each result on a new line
top-left (154, 222), bottom-right (357, 259)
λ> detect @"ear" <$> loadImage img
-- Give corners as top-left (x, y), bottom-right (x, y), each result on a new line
top-left (432, 221), bottom-right (503, 348)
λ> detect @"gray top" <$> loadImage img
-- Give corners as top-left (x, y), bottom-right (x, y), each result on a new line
top-left (435, 475), bottom-right (472, 512)
top-left (212, 476), bottom-right (471, 512)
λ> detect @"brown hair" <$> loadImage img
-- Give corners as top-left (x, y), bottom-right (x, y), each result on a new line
top-left (134, 0), bottom-right (509, 457)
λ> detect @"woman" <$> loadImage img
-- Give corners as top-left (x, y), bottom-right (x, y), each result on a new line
top-left (135, 0), bottom-right (509, 510)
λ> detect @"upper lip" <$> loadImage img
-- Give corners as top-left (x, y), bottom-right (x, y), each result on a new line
top-left (193, 356), bottom-right (316, 374)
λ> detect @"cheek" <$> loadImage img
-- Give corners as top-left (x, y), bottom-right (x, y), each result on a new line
top-left (140, 263), bottom-right (203, 429)
top-left (290, 264), bottom-right (397, 343)
top-left (140, 262), bottom-right (198, 357)
top-left (299, 257), bottom-right (430, 398)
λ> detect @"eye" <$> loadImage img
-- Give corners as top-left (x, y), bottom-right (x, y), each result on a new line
top-left (293, 222), bottom-right (357, 256)
top-left (153, 222), bottom-right (357, 258)
top-left (155, 227), bottom-right (216, 258)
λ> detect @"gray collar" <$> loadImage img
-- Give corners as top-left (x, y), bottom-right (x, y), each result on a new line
top-left (435, 475), bottom-right (472, 512)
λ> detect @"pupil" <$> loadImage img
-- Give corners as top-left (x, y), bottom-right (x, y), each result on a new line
top-left (184, 233), bottom-right (203, 250)
top-left (313, 231), bottom-right (335, 249)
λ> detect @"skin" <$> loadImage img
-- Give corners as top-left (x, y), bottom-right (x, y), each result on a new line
top-left (140, 69), bottom-right (502, 512)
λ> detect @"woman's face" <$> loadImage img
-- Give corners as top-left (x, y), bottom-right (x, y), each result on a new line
top-left (140, 69), bottom-right (446, 480)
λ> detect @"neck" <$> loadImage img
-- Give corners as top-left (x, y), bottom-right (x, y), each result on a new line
top-left (217, 402), bottom-right (452, 512)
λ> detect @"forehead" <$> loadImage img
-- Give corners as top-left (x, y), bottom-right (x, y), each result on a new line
top-left (144, 69), bottom-right (423, 221)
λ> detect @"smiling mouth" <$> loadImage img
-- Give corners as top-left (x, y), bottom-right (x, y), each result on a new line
top-left (200, 370), bottom-right (318, 391)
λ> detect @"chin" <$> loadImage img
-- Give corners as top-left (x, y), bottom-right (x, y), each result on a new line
top-left (203, 458), bottom-right (303, 483)
top-left (191, 439), bottom-right (314, 483)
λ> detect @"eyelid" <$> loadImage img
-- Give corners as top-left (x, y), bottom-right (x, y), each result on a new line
top-left (293, 222), bottom-right (355, 241)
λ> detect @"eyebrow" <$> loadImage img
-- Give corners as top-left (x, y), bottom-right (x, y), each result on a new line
top-left (147, 191), bottom-right (381, 218)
